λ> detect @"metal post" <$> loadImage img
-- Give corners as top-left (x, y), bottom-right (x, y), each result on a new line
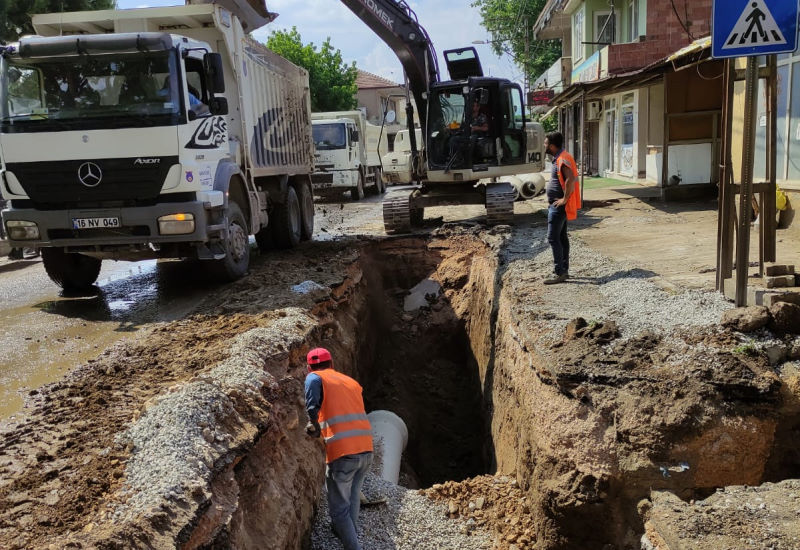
top-left (763, 55), bottom-right (777, 263)
top-left (716, 59), bottom-right (736, 291)
top-left (660, 74), bottom-right (669, 201)
top-left (735, 57), bottom-right (759, 307)
top-left (580, 93), bottom-right (586, 205)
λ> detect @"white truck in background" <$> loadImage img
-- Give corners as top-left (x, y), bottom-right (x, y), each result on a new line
top-left (381, 128), bottom-right (424, 186)
top-left (311, 110), bottom-right (388, 201)
top-left (0, 0), bottom-right (314, 290)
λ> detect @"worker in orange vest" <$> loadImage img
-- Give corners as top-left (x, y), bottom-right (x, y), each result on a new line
top-left (543, 131), bottom-right (581, 285)
top-left (304, 348), bottom-right (373, 550)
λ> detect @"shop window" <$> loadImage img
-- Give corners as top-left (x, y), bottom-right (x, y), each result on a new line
top-left (789, 63), bottom-right (800, 181)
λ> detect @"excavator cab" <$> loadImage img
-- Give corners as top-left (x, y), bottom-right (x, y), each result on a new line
top-left (427, 79), bottom-right (526, 172)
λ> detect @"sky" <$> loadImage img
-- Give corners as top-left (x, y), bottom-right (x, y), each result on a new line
top-left (115, 0), bottom-right (522, 84)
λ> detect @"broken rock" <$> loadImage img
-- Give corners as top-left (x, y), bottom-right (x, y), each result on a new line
top-left (768, 302), bottom-right (800, 335)
top-left (720, 306), bottom-right (770, 333)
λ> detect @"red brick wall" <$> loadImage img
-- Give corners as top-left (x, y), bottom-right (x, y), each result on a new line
top-left (607, 0), bottom-right (712, 74)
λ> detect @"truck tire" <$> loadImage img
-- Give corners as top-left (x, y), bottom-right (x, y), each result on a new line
top-left (272, 185), bottom-right (302, 248)
top-left (41, 247), bottom-right (102, 291)
top-left (351, 171), bottom-right (365, 201)
top-left (374, 168), bottom-right (386, 195)
top-left (296, 181), bottom-right (315, 241)
top-left (211, 201), bottom-right (250, 282)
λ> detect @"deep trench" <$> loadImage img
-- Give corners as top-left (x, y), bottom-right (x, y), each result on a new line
top-left (289, 236), bottom-right (800, 549)
top-left (349, 239), bottom-right (492, 487)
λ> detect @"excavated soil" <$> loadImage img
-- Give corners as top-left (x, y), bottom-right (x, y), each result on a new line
top-left (1, 225), bottom-right (799, 549)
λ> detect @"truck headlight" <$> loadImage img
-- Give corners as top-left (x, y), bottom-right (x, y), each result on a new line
top-left (158, 213), bottom-right (195, 235)
top-left (6, 220), bottom-right (40, 240)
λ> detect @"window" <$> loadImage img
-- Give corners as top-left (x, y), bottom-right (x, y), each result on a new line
top-left (312, 123), bottom-right (347, 150)
top-left (1, 52), bottom-right (180, 132)
top-left (626, 0), bottom-right (639, 42)
top-left (508, 88), bottom-right (524, 130)
top-left (573, 8), bottom-right (585, 62)
top-left (595, 11), bottom-right (616, 52)
top-left (620, 94), bottom-right (635, 175)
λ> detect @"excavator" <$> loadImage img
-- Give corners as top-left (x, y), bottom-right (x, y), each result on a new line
top-left (339, 0), bottom-right (546, 233)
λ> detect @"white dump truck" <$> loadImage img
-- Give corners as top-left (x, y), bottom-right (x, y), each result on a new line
top-left (311, 110), bottom-right (388, 200)
top-left (381, 128), bottom-right (424, 186)
top-left (0, 0), bottom-right (314, 290)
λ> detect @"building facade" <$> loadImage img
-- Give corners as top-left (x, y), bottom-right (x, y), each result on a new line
top-left (534, 0), bottom-right (723, 194)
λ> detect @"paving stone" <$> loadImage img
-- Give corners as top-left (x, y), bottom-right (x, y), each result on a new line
top-left (764, 263), bottom-right (795, 277)
top-left (765, 275), bottom-right (795, 289)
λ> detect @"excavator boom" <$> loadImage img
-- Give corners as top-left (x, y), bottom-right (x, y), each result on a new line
top-left (338, 0), bottom-right (439, 138)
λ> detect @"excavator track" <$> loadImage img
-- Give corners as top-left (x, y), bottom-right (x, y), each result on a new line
top-left (383, 190), bottom-right (414, 234)
top-left (485, 182), bottom-right (516, 226)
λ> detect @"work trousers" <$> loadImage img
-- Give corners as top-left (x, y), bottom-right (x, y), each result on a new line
top-left (547, 204), bottom-right (569, 275)
top-left (326, 451), bottom-right (373, 550)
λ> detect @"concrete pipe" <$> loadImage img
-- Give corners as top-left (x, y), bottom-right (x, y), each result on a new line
top-left (517, 173), bottom-right (546, 199)
top-left (505, 176), bottom-right (523, 202)
top-left (368, 410), bottom-right (408, 485)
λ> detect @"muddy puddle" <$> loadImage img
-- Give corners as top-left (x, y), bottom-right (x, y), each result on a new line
top-left (0, 259), bottom-right (216, 418)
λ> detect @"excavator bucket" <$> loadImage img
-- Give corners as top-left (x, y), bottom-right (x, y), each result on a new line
top-left (186, 0), bottom-right (277, 32)
top-left (443, 47), bottom-right (484, 80)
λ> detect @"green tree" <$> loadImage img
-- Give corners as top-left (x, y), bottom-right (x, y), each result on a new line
top-left (266, 27), bottom-right (357, 112)
top-left (471, 0), bottom-right (561, 83)
top-left (1, 0), bottom-right (116, 43)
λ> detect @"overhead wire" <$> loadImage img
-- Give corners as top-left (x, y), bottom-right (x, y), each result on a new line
top-left (669, 0), bottom-right (696, 41)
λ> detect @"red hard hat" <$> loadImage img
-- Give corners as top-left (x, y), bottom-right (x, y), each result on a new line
top-left (307, 348), bottom-right (332, 365)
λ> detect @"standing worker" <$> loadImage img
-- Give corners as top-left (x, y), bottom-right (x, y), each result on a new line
top-left (543, 132), bottom-right (581, 285)
top-left (304, 348), bottom-right (373, 550)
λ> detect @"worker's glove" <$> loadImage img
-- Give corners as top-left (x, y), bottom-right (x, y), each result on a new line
top-left (305, 421), bottom-right (321, 438)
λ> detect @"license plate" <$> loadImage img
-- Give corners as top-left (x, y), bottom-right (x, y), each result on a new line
top-left (72, 217), bottom-right (120, 229)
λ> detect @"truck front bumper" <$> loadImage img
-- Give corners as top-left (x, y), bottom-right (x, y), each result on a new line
top-left (311, 169), bottom-right (358, 189)
top-left (2, 201), bottom-right (211, 249)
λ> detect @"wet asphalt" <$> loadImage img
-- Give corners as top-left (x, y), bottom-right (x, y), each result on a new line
top-left (0, 256), bottom-right (218, 418)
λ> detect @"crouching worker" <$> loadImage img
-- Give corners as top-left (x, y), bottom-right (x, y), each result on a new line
top-left (304, 348), bottom-right (373, 550)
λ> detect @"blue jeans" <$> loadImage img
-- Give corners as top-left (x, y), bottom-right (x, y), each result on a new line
top-left (326, 451), bottom-right (373, 550)
top-left (547, 204), bottom-right (569, 275)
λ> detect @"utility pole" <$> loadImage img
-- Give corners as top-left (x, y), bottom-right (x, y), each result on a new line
top-left (524, 16), bottom-right (530, 117)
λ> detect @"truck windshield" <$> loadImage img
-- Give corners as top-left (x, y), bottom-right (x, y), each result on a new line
top-left (312, 123), bottom-right (347, 150)
top-left (0, 51), bottom-right (181, 132)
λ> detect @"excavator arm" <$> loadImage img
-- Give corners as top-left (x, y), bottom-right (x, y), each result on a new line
top-left (338, 0), bottom-right (439, 143)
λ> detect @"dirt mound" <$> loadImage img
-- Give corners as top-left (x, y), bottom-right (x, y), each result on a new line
top-left (425, 475), bottom-right (536, 549)
top-left (0, 241), bottom-right (367, 549)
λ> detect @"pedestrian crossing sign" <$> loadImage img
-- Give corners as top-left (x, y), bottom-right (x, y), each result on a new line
top-left (712, 0), bottom-right (798, 58)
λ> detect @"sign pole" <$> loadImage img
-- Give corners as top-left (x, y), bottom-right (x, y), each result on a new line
top-left (735, 57), bottom-right (759, 307)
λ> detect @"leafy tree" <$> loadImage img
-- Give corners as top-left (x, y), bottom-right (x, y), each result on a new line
top-left (1, 0), bottom-right (116, 43)
top-left (266, 27), bottom-right (357, 112)
top-left (471, 0), bottom-right (561, 83)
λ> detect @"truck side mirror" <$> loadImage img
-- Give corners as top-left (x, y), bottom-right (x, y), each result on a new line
top-left (204, 53), bottom-right (225, 94)
top-left (350, 129), bottom-right (360, 143)
top-left (209, 96), bottom-right (229, 116)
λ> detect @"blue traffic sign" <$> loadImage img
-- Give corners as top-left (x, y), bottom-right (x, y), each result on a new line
top-left (712, 0), bottom-right (799, 58)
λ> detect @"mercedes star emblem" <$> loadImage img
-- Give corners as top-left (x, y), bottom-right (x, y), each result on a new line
top-left (78, 162), bottom-right (103, 188)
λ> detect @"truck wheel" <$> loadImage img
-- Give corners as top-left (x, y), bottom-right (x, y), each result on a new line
top-left (296, 181), bottom-right (315, 241)
top-left (374, 168), bottom-right (386, 195)
top-left (41, 247), bottom-right (102, 291)
top-left (272, 185), bottom-right (302, 248)
top-left (211, 201), bottom-right (250, 282)
top-left (351, 172), bottom-right (365, 201)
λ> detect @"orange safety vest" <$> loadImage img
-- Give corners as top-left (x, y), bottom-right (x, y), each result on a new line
top-left (556, 150), bottom-right (582, 221)
top-left (315, 369), bottom-right (373, 464)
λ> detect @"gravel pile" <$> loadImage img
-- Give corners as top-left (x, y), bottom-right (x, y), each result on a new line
top-left (508, 229), bottom-right (732, 338)
top-left (310, 445), bottom-right (492, 550)
top-left (113, 309), bottom-right (315, 522)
